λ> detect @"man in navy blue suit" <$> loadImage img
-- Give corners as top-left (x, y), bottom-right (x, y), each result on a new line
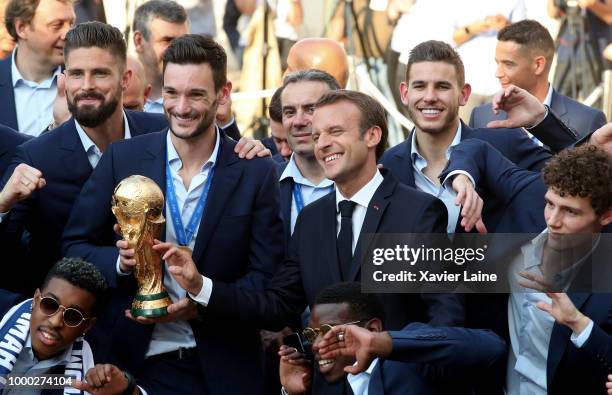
top-left (469, 20), bottom-right (606, 138)
top-left (0, 125), bottom-right (29, 181)
top-left (279, 282), bottom-right (506, 395)
top-left (380, 40), bottom-right (578, 234)
top-left (0, 0), bottom-right (75, 136)
top-left (154, 91), bottom-right (469, 357)
top-left (61, 34), bottom-right (284, 395)
top-left (444, 136), bottom-right (612, 395)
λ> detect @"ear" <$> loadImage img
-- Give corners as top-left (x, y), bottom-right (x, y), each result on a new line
top-left (399, 81), bottom-right (409, 105)
top-left (143, 83), bottom-right (152, 102)
top-left (365, 318), bottom-right (383, 333)
top-left (14, 18), bottom-right (30, 41)
top-left (133, 31), bottom-right (145, 53)
top-left (459, 83), bottom-right (472, 106)
top-left (365, 126), bottom-right (382, 151)
top-left (599, 207), bottom-right (612, 227)
top-left (217, 80), bottom-right (233, 106)
top-left (533, 55), bottom-right (547, 76)
top-left (121, 68), bottom-right (133, 92)
top-left (33, 288), bottom-right (41, 302)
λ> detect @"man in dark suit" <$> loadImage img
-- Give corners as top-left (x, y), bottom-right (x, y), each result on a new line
top-left (62, 34), bottom-right (284, 395)
top-left (279, 282), bottom-right (506, 395)
top-left (444, 137), bottom-right (612, 395)
top-left (469, 20), bottom-right (606, 138)
top-left (0, 0), bottom-right (75, 135)
top-left (156, 91), bottom-right (467, 348)
top-left (380, 40), bottom-right (578, 234)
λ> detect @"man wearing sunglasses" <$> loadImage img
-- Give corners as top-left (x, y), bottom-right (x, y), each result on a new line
top-left (0, 258), bottom-right (119, 394)
top-left (279, 282), bottom-right (507, 395)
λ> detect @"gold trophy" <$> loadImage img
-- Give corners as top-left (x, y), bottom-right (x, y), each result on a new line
top-left (112, 175), bottom-right (172, 317)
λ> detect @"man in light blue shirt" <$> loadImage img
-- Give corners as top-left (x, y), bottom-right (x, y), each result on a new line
top-left (0, 0), bottom-right (76, 135)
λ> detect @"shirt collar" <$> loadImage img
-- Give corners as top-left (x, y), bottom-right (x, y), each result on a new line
top-left (335, 170), bottom-right (384, 212)
top-left (543, 84), bottom-right (554, 107)
top-left (11, 47), bottom-right (62, 88)
top-left (23, 333), bottom-right (73, 367)
top-left (410, 122), bottom-right (462, 164)
top-left (166, 127), bottom-right (221, 173)
top-left (347, 357), bottom-right (379, 381)
top-left (75, 111), bottom-right (132, 154)
top-left (279, 153), bottom-right (334, 188)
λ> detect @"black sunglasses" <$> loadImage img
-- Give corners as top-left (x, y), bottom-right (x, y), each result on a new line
top-left (37, 296), bottom-right (90, 327)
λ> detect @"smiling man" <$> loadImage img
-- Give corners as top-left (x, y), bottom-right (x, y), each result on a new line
top-left (469, 20), bottom-right (606, 138)
top-left (0, 258), bottom-right (106, 392)
top-left (0, 0), bottom-right (75, 135)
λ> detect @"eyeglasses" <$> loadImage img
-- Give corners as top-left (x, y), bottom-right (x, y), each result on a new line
top-left (302, 319), bottom-right (369, 343)
top-left (37, 296), bottom-right (90, 327)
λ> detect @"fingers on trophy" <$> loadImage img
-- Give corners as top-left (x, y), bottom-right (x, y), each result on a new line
top-left (112, 175), bottom-right (172, 317)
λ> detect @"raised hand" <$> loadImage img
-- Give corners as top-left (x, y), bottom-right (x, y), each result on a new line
top-left (452, 174), bottom-right (487, 233)
top-left (487, 85), bottom-right (547, 130)
top-left (0, 164), bottom-right (46, 212)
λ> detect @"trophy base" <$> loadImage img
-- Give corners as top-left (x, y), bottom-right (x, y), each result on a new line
top-left (131, 291), bottom-right (172, 318)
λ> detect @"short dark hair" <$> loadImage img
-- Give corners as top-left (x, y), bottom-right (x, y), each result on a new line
top-left (407, 40), bottom-right (465, 86)
top-left (64, 22), bottom-right (127, 70)
top-left (42, 258), bottom-right (108, 316)
top-left (282, 69), bottom-right (341, 91)
top-left (269, 87), bottom-right (283, 123)
top-left (315, 282), bottom-right (385, 324)
top-left (315, 90), bottom-right (388, 160)
top-left (162, 34), bottom-right (227, 92)
top-left (543, 145), bottom-right (612, 215)
top-left (5, 0), bottom-right (74, 41)
top-left (498, 20), bottom-right (555, 72)
top-left (133, 0), bottom-right (187, 41)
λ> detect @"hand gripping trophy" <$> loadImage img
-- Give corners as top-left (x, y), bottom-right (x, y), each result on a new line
top-left (112, 175), bottom-right (172, 317)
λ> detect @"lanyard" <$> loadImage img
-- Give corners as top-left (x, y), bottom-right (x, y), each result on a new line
top-left (292, 183), bottom-right (334, 214)
top-left (165, 141), bottom-right (221, 246)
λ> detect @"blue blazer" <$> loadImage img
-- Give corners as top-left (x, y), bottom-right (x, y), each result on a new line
top-left (0, 111), bottom-right (167, 294)
top-left (206, 170), bottom-right (465, 332)
top-left (0, 56), bottom-right (18, 130)
top-left (469, 89), bottom-right (607, 138)
top-left (0, 125), bottom-right (29, 181)
top-left (61, 131), bottom-right (284, 395)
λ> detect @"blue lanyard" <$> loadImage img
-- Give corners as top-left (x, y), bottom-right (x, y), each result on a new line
top-left (165, 143), bottom-right (220, 246)
top-left (292, 183), bottom-right (334, 214)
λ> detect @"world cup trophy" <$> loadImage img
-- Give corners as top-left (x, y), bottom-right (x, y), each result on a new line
top-left (112, 175), bottom-right (172, 317)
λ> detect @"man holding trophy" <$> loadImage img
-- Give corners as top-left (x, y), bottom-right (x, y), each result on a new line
top-left (62, 34), bottom-right (284, 395)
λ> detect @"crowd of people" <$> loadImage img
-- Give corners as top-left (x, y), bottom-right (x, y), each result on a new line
top-left (0, 0), bottom-right (610, 395)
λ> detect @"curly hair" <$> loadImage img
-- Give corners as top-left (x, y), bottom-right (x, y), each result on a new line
top-left (543, 145), bottom-right (612, 215)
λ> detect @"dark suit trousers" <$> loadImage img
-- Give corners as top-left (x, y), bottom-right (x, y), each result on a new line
top-left (137, 352), bottom-right (207, 395)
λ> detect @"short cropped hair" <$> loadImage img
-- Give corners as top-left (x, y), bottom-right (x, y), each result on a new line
top-left (498, 20), bottom-right (555, 72)
top-left (315, 282), bottom-right (385, 325)
top-left (42, 257), bottom-right (108, 316)
top-left (5, 0), bottom-right (74, 41)
top-left (407, 40), bottom-right (465, 86)
top-left (133, 0), bottom-right (187, 41)
top-left (543, 145), bottom-right (612, 215)
top-left (315, 90), bottom-right (388, 160)
top-left (269, 87), bottom-right (283, 123)
top-left (64, 21), bottom-right (127, 70)
top-left (282, 69), bottom-right (341, 91)
top-left (162, 34), bottom-right (227, 92)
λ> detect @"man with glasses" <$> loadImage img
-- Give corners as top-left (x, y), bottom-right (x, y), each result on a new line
top-left (0, 258), bottom-right (131, 394)
top-left (279, 282), bottom-right (507, 395)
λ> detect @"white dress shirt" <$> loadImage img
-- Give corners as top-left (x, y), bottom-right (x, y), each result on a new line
top-left (144, 97), bottom-right (164, 114)
top-left (335, 170), bottom-right (384, 254)
top-left (11, 48), bottom-right (61, 137)
top-left (280, 154), bottom-right (334, 234)
top-left (74, 111), bottom-right (132, 168)
top-left (144, 129), bottom-right (220, 357)
top-left (347, 358), bottom-right (379, 395)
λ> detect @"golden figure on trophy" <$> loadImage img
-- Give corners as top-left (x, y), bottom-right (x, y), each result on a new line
top-left (112, 175), bottom-right (172, 317)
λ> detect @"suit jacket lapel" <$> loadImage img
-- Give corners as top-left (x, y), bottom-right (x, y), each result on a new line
top-left (547, 292), bottom-right (591, 389)
top-left (58, 120), bottom-right (94, 184)
top-left (192, 135), bottom-right (242, 263)
top-left (550, 90), bottom-right (568, 118)
top-left (391, 134), bottom-right (416, 188)
top-left (320, 193), bottom-right (343, 284)
top-left (0, 57), bottom-right (17, 130)
top-left (348, 171), bottom-right (395, 281)
top-left (140, 131), bottom-right (168, 239)
top-left (280, 177), bottom-right (293, 248)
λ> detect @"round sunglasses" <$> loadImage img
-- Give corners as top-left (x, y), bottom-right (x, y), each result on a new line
top-left (36, 296), bottom-right (90, 327)
top-left (302, 319), bottom-right (370, 343)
